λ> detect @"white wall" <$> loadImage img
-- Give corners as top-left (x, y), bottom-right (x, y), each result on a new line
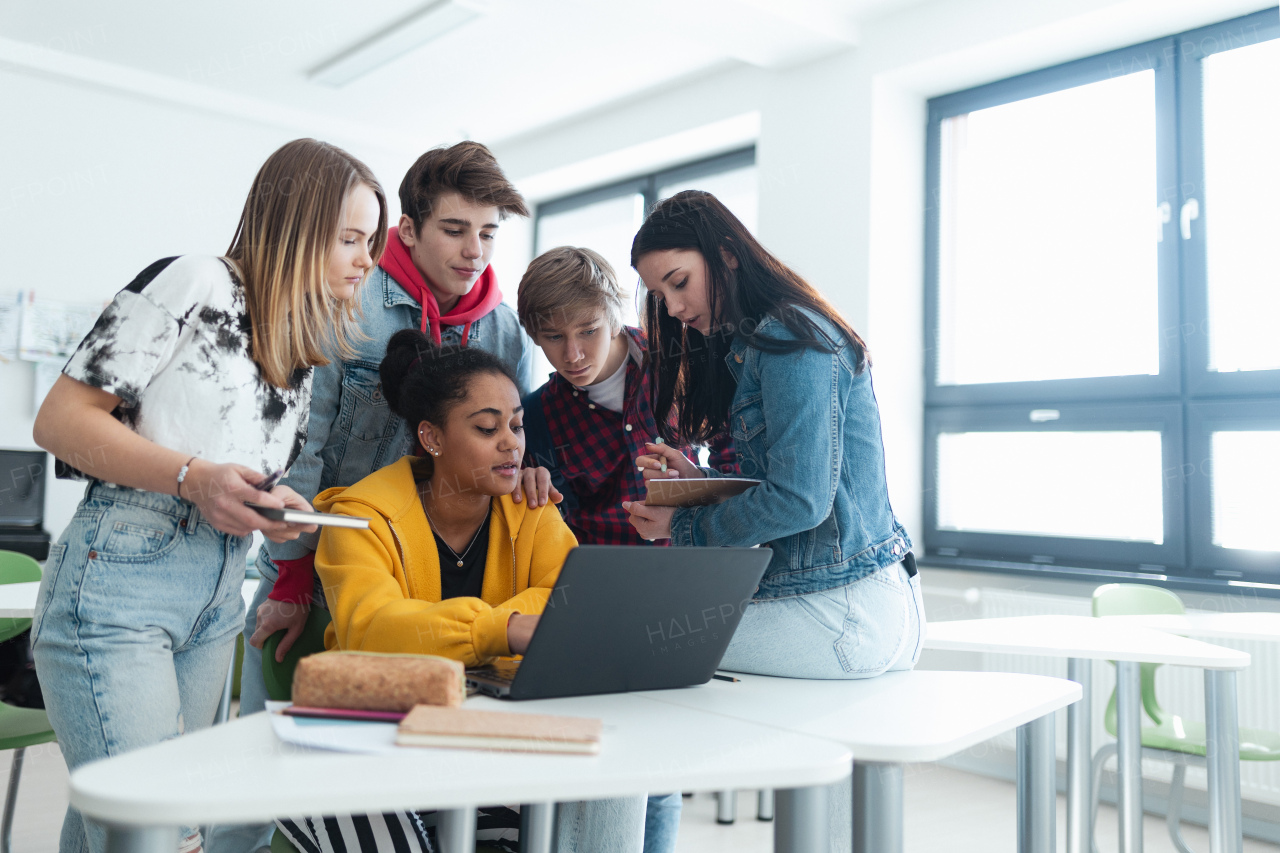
top-left (493, 0), bottom-right (1275, 549)
top-left (0, 66), bottom-right (420, 537)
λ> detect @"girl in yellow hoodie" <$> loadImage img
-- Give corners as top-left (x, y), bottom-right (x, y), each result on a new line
top-left (294, 328), bottom-right (645, 853)
top-left (315, 328), bottom-right (576, 663)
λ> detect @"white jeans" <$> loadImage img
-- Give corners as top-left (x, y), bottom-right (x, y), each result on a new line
top-left (719, 560), bottom-right (925, 679)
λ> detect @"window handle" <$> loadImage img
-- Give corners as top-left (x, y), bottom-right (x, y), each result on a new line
top-left (1180, 198), bottom-right (1200, 240)
top-left (1156, 202), bottom-right (1171, 242)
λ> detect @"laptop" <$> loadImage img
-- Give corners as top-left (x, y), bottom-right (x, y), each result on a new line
top-left (466, 545), bottom-right (771, 700)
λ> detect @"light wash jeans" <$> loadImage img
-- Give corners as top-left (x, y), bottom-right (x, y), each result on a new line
top-left (643, 793), bottom-right (682, 853)
top-left (717, 560), bottom-right (925, 853)
top-left (32, 483), bottom-right (247, 853)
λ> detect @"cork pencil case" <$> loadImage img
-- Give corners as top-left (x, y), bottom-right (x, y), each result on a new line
top-left (292, 651), bottom-right (466, 712)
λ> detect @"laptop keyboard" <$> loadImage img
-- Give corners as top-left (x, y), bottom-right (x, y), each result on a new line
top-left (467, 660), bottom-right (521, 685)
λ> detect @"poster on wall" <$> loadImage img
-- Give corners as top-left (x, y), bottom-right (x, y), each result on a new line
top-left (18, 295), bottom-right (103, 362)
top-left (0, 293), bottom-right (21, 362)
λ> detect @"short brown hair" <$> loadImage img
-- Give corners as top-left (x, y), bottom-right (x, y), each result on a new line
top-left (398, 141), bottom-right (528, 231)
top-left (518, 246), bottom-right (627, 339)
top-left (226, 138), bottom-right (388, 389)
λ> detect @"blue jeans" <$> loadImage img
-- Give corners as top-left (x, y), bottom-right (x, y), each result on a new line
top-left (32, 483), bottom-right (247, 853)
top-left (643, 793), bottom-right (681, 853)
top-left (718, 561), bottom-right (924, 851)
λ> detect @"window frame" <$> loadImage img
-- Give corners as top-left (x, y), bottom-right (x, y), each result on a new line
top-left (922, 8), bottom-right (1280, 593)
top-left (532, 146), bottom-right (756, 255)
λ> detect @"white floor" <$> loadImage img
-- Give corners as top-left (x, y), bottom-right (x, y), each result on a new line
top-left (674, 766), bottom-right (1280, 853)
top-left (3, 742), bottom-right (1278, 853)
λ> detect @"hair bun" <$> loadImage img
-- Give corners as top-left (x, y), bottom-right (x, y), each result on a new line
top-left (380, 328), bottom-right (434, 417)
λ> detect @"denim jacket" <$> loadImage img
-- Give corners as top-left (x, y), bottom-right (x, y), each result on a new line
top-left (261, 265), bottom-right (536, 569)
top-left (669, 308), bottom-right (911, 600)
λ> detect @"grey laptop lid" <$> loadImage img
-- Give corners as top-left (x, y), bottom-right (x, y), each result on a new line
top-left (468, 545), bottom-right (771, 700)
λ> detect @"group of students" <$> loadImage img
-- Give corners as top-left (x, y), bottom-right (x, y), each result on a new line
top-left (30, 137), bottom-right (925, 853)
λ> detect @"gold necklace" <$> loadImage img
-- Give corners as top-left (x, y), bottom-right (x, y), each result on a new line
top-left (422, 498), bottom-right (489, 569)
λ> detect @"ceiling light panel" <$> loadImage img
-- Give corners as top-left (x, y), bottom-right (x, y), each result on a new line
top-left (309, 0), bottom-right (482, 88)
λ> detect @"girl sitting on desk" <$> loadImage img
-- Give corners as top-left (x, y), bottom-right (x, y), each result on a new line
top-left (282, 328), bottom-right (645, 853)
top-left (624, 190), bottom-right (925, 681)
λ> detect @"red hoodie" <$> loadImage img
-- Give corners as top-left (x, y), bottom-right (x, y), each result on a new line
top-left (377, 226), bottom-right (504, 346)
top-left (267, 228), bottom-right (507, 605)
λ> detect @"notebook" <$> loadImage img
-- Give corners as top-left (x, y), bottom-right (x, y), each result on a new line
top-left (396, 704), bottom-right (602, 754)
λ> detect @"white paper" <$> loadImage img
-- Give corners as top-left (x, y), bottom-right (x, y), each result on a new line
top-left (19, 297), bottom-right (103, 361)
top-left (266, 701), bottom-right (400, 755)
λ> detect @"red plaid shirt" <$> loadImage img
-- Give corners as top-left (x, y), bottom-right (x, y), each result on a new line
top-left (524, 327), bottom-right (735, 545)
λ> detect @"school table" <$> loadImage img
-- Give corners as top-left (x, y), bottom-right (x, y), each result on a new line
top-left (1101, 611), bottom-right (1280, 643)
top-left (0, 578), bottom-right (259, 619)
top-left (69, 690), bottom-right (853, 853)
top-left (637, 669), bottom-right (1081, 853)
top-left (924, 615), bottom-right (1251, 853)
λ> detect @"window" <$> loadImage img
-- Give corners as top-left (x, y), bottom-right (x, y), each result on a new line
top-left (924, 9), bottom-right (1280, 589)
top-left (533, 148), bottom-right (757, 330)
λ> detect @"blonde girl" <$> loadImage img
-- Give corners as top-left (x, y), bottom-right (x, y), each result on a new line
top-left (30, 139), bottom-right (388, 853)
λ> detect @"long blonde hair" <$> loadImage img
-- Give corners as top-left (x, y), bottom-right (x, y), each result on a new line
top-left (226, 139), bottom-right (388, 388)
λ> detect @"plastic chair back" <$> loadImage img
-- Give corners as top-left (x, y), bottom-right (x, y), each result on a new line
top-left (261, 609), bottom-right (332, 702)
top-left (1091, 583), bottom-right (1185, 618)
top-left (0, 550), bottom-right (42, 645)
top-left (1093, 583), bottom-right (1186, 729)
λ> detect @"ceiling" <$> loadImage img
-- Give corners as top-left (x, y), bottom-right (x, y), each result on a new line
top-left (0, 0), bottom-right (930, 149)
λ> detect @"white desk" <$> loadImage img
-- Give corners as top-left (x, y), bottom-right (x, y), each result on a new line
top-left (70, 691), bottom-right (852, 853)
top-left (0, 578), bottom-right (260, 618)
top-left (925, 615), bottom-right (1250, 853)
top-left (0, 582), bottom-right (41, 619)
top-left (1102, 612), bottom-right (1280, 643)
top-left (638, 669), bottom-right (1081, 853)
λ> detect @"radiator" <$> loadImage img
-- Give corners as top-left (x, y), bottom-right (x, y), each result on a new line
top-left (971, 588), bottom-right (1280, 807)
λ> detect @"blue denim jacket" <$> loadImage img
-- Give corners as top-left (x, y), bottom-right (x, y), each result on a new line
top-left (261, 265), bottom-right (535, 568)
top-left (669, 308), bottom-right (911, 600)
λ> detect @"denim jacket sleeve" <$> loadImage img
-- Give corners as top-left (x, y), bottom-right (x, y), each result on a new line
top-left (670, 343), bottom-right (840, 547)
top-left (264, 358), bottom-right (343, 562)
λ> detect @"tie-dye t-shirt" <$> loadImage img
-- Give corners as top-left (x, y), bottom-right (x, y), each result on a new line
top-left (59, 255), bottom-right (312, 481)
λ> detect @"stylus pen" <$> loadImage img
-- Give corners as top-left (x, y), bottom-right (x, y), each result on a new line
top-left (711, 673), bottom-right (740, 683)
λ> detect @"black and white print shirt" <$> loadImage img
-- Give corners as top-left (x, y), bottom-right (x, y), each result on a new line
top-left (60, 255), bottom-right (312, 481)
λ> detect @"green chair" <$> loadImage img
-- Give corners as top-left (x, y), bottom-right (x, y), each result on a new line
top-left (1089, 583), bottom-right (1280, 853)
top-left (261, 609), bottom-right (332, 702)
top-left (0, 550), bottom-right (56, 853)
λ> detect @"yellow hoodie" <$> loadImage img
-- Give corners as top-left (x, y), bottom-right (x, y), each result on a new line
top-left (313, 455), bottom-right (577, 666)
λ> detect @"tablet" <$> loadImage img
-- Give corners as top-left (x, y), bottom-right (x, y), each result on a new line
top-left (244, 503), bottom-right (371, 529)
top-left (644, 477), bottom-right (762, 507)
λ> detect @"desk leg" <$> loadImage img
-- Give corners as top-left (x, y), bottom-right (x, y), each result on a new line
top-left (102, 825), bottom-right (176, 853)
top-left (717, 790), bottom-right (737, 824)
top-left (437, 807), bottom-right (476, 853)
top-left (758, 789), bottom-right (776, 821)
top-left (853, 762), bottom-right (903, 853)
top-left (1066, 658), bottom-right (1091, 853)
top-left (519, 803), bottom-right (555, 853)
top-left (774, 784), bottom-right (830, 853)
top-left (1017, 713), bottom-right (1056, 853)
top-left (1205, 669), bottom-right (1242, 853)
top-left (1116, 660), bottom-right (1143, 853)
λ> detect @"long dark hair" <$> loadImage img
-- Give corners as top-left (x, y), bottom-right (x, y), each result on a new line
top-left (631, 190), bottom-right (868, 444)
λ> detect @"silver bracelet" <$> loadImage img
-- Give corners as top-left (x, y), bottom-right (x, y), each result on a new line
top-left (176, 456), bottom-right (197, 498)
